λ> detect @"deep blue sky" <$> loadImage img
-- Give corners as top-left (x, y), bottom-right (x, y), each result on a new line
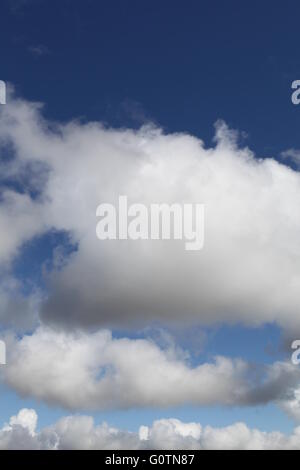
top-left (1, 0), bottom-right (300, 156)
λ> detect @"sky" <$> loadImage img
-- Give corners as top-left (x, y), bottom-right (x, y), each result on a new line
top-left (0, 0), bottom-right (300, 450)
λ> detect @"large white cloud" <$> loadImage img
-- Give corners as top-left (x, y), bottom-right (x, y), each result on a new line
top-left (1, 91), bottom-right (300, 331)
top-left (2, 327), bottom-right (300, 412)
top-left (2, 409), bottom-right (300, 450)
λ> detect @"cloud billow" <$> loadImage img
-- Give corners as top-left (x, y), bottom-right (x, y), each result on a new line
top-left (1, 92), bottom-right (300, 332)
top-left (2, 327), bottom-right (300, 413)
top-left (2, 91), bottom-right (300, 441)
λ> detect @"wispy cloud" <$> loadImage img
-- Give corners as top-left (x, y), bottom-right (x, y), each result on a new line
top-left (28, 44), bottom-right (50, 57)
top-left (281, 148), bottom-right (300, 167)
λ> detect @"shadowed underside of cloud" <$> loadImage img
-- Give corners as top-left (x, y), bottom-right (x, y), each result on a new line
top-left (2, 408), bottom-right (300, 450)
top-left (1, 327), bottom-right (300, 415)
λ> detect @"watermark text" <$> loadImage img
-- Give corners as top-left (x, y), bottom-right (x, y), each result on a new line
top-left (0, 340), bottom-right (6, 365)
top-left (0, 80), bottom-right (6, 105)
top-left (96, 196), bottom-right (205, 251)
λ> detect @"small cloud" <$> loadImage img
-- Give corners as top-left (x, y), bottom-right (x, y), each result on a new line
top-left (28, 44), bottom-right (50, 57)
top-left (280, 148), bottom-right (300, 167)
top-left (120, 99), bottom-right (149, 124)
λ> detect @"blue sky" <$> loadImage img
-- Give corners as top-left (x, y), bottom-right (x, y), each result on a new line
top-left (1, 0), bottom-right (300, 152)
top-left (0, 0), bottom-right (300, 450)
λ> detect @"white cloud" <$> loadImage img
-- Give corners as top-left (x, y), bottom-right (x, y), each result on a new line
top-left (1, 91), bottom-right (300, 431)
top-left (6, 408), bottom-right (37, 436)
top-left (1, 409), bottom-right (300, 450)
top-left (1, 92), bottom-right (300, 331)
top-left (141, 418), bottom-right (202, 449)
top-left (280, 388), bottom-right (300, 421)
top-left (2, 327), bottom-right (300, 412)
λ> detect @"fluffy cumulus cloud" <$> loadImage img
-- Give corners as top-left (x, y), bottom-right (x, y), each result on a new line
top-left (0, 409), bottom-right (39, 450)
top-left (2, 409), bottom-right (300, 450)
top-left (2, 89), bottom-right (300, 448)
top-left (1, 91), bottom-right (300, 332)
top-left (1, 327), bottom-right (300, 412)
top-left (0, 277), bottom-right (40, 331)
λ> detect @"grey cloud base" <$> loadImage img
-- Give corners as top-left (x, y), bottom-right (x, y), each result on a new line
top-left (2, 327), bottom-right (300, 416)
top-left (1, 90), bottom-right (300, 449)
